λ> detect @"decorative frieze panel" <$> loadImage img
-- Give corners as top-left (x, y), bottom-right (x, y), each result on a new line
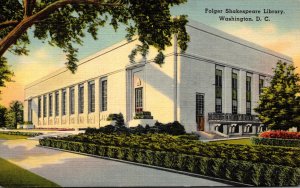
top-left (88, 115), bottom-right (95, 124)
top-left (49, 118), bottom-right (53, 125)
top-left (61, 117), bottom-right (66, 124)
top-left (79, 116), bottom-right (85, 124)
top-left (54, 117), bottom-right (60, 125)
top-left (70, 116), bottom-right (76, 124)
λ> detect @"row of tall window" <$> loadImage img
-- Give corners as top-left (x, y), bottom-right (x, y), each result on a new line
top-left (38, 78), bottom-right (107, 118)
top-left (215, 68), bottom-right (265, 115)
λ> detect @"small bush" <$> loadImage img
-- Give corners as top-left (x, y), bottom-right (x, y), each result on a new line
top-left (0, 131), bottom-right (42, 137)
top-left (260, 131), bottom-right (300, 139)
top-left (134, 111), bottom-right (153, 119)
top-left (251, 136), bottom-right (300, 147)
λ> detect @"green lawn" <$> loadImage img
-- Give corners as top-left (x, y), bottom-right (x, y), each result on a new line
top-left (211, 138), bottom-right (252, 145)
top-left (0, 133), bottom-right (29, 140)
top-left (0, 157), bottom-right (60, 187)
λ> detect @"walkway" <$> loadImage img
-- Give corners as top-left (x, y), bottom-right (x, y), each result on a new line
top-left (0, 139), bottom-right (229, 187)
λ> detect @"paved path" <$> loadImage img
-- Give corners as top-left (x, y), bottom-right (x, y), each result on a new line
top-left (0, 139), bottom-right (229, 187)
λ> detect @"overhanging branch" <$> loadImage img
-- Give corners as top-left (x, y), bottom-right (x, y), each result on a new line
top-left (0, 20), bottom-right (19, 30)
top-left (0, 0), bottom-right (122, 57)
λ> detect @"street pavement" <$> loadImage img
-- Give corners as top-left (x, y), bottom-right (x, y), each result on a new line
top-left (0, 139), bottom-right (229, 187)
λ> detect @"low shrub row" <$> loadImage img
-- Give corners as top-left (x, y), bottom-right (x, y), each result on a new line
top-left (0, 131), bottom-right (42, 137)
top-left (35, 128), bottom-right (75, 131)
top-left (134, 111), bottom-right (153, 119)
top-left (85, 121), bottom-right (186, 135)
top-left (55, 133), bottom-right (300, 167)
top-left (251, 136), bottom-right (300, 147)
top-left (260, 131), bottom-right (300, 139)
top-left (39, 138), bottom-right (300, 186)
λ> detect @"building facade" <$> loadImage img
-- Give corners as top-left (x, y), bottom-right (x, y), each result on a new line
top-left (23, 20), bottom-right (293, 134)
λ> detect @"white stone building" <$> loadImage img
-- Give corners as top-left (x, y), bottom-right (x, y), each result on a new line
top-left (23, 20), bottom-right (293, 135)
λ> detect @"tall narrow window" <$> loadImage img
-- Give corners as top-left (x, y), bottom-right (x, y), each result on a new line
top-left (88, 81), bottom-right (95, 113)
top-left (246, 76), bottom-right (252, 115)
top-left (69, 87), bottom-right (75, 115)
top-left (101, 79), bottom-right (107, 111)
top-left (55, 91), bottom-right (59, 116)
top-left (62, 89), bottom-right (66, 116)
top-left (215, 69), bottom-right (222, 113)
top-left (259, 76), bottom-right (264, 95)
top-left (28, 99), bottom-right (32, 122)
top-left (232, 72), bottom-right (238, 114)
top-left (196, 93), bottom-right (205, 131)
top-left (43, 95), bottom-right (47, 117)
top-left (49, 93), bottom-right (53, 116)
top-left (38, 97), bottom-right (41, 118)
top-left (78, 84), bottom-right (84, 114)
top-left (135, 87), bottom-right (143, 113)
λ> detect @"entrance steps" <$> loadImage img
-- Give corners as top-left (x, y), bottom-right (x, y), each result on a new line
top-left (197, 131), bottom-right (227, 140)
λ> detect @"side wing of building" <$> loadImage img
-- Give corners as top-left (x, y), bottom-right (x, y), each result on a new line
top-left (178, 20), bottom-right (293, 133)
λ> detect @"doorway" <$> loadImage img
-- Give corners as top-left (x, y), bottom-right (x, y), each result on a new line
top-left (196, 93), bottom-right (205, 131)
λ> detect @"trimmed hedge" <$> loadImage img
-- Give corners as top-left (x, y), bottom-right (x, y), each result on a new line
top-left (39, 138), bottom-right (300, 186)
top-left (85, 121), bottom-right (186, 135)
top-left (57, 133), bottom-right (300, 167)
top-left (260, 131), bottom-right (300, 139)
top-left (251, 136), bottom-right (300, 147)
top-left (0, 131), bottom-right (42, 137)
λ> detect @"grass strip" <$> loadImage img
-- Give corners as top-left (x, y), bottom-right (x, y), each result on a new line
top-left (0, 133), bottom-right (28, 140)
top-left (0, 157), bottom-right (60, 187)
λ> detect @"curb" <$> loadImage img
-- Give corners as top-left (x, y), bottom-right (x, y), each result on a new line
top-left (37, 145), bottom-right (253, 187)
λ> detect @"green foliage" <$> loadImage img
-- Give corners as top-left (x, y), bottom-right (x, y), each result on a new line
top-left (0, 0), bottom-right (189, 91)
top-left (0, 157), bottom-right (59, 187)
top-left (255, 61), bottom-right (300, 130)
top-left (85, 121), bottom-right (186, 135)
top-left (0, 104), bottom-right (7, 127)
top-left (250, 136), bottom-right (300, 147)
top-left (133, 111), bottom-right (153, 119)
top-left (40, 137), bottom-right (299, 186)
top-left (106, 113), bottom-right (124, 127)
top-left (4, 100), bottom-right (23, 128)
top-left (0, 57), bottom-right (14, 89)
top-left (0, 131), bottom-right (42, 137)
top-left (49, 133), bottom-right (300, 167)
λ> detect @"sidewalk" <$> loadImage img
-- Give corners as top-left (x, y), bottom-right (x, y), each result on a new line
top-left (0, 139), bottom-right (229, 187)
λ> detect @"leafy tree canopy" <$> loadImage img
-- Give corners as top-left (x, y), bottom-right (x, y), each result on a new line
top-left (5, 100), bottom-right (23, 128)
top-left (255, 61), bottom-right (300, 130)
top-left (0, 104), bottom-right (7, 127)
top-left (0, 0), bottom-right (190, 90)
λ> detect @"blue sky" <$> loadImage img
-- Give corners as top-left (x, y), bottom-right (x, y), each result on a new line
top-left (1, 0), bottom-right (300, 106)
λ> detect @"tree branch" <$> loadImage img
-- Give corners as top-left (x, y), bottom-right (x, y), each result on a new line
top-left (23, 0), bottom-right (36, 18)
top-left (23, 0), bottom-right (29, 17)
top-left (0, 0), bottom-right (122, 57)
top-left (0, 20), bottom-right (19, 30)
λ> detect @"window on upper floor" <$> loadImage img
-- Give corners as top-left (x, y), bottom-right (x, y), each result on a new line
top-left (62, 89), bottom-right (67, 116)
top-left (246, 76), bottom-right (252, 115)
top-left (38, 97), bottom-right (41, 118)
top-left (49, 93), bottom-right (53, 116)
top-left (70, 87), bottom-right (75, 115)
top-left (232, 72), bottom-right (238, 114)
top-left (88, 81), bottom-right (95, 113)
top-left (55, 91), bottom-right (59, 116)
top-left (259, 76), bottom-right (264, 95)
top-left (101, 79), bottom-right (107, 112)
top-left (43, 95), bottom-right (47, 117)
top-left (215, 69), bottom-right (222, 113)
top-left (78, 84), bottom-right (84, 114)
